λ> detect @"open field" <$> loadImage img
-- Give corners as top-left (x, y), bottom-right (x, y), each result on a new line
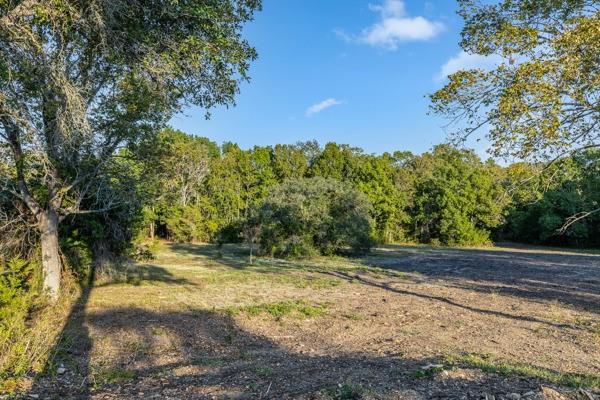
top-left (25, 243), bottom-right (600, 399)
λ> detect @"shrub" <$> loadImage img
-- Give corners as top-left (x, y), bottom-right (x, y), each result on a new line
top-left (409, 146), bottom-right (507, 246)
top-left (0, 256), bottom-right (80, 393)
top-left (249, 177), bottom-right (374, 257)
top-left (0, 258), bottom-right (41, 384)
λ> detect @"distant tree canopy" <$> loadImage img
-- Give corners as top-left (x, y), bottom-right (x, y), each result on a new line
top-left (500, 149), bottom-right (600, 247)
top-left (431, 0), bottom-right (599, 161)
top-left (0, 0), bottom-right (261, 296)
top-left (118, 129), bottom-right (600, 254)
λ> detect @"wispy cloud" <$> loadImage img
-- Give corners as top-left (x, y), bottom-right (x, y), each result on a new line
top-left (305, 98), bottom-right (343, 117)
top-left (436, 50), bottom-right (503, 81)
top-left (337, 0), bottom-right (443, 50)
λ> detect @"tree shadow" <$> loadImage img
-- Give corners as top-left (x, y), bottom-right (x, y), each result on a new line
top-left (165, 242), bottom-right (600, 327)
top-left (167, 242), bottom-right (323, 274)
top-left (27, 304), bottom-right (597, 399)
top-left (26, 263), bottom-right (196, 399)
top-left (325, 270), bottom-right (573, 330)
top-left (357, 244), bottom-right (600, 315)
top-left (95, 263), bottom-right (198, 288)
top-left (25, 244), bottom-right (600, 399)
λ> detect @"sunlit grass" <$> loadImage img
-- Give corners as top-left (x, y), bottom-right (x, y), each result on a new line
top-left (225, 299), bottom-right (330, 319)
top-left (444, 353), bottom-right (600, 388)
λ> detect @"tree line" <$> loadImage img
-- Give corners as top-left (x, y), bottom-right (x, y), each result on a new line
top-left (7, 127), bottom-right (591, 267)
top-left (137, 129), bottom-right (600, 250)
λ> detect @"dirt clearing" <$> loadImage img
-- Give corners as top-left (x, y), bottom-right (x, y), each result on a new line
top-left (23, 243), bottom-right (600, 399)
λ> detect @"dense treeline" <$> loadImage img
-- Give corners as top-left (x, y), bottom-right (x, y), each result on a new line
top-left (4, 127), bottom-right (599, 271)
top-left (120, 128), bottom-right (600, 252)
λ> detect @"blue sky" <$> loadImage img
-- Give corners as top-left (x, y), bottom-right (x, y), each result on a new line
top-left (171, 0), bottom-right (491, 156)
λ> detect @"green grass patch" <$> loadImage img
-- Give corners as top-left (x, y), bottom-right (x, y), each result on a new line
top-left (226, 299), bottom-right (329, 319)
top-left (412, 365), bottom-right (446, 379)
top-left (322, 382), bottom-right (364, 400)
top-left (92, 366), bottom-right (136, 386)
top-left (344, 313), bottom-right (363, 321)
top-left (444, 353), bottom-right (600, 388)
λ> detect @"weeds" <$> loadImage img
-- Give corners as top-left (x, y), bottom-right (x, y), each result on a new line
top-left (344, 312), bottom-right (363, 321)
top-left (323, 382), bottom-right (364, 400)
top-left (92, 366), bottom-right (136, 386)
top-left (412, 364), bottom-right (446, 379)
top-left (0, 258), bottom-right (79, 393)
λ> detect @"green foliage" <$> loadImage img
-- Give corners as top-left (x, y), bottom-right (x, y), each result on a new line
top-left (500, 150), bottom-right (600, 247)
top-left (163, 204), bottom-right (216, 243)
top-left (133, 132), bottom-right (600, 250)
top-left (0, 257), bottom-right (35, 316)
top-left (431, 0), bottom-right (599, 161)
top-left (309, 142), bottom-right (410, 242)
top-left (0, 0), bottom-right (262, 296)
top-left (408, 146), bottom-right (507, 246)
top-left (250, 177), bottom-right (374, 257)
top-left (0, 258), bottom-right (38, 381)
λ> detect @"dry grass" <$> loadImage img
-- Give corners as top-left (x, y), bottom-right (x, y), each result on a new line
top-left (0, 277), bottom-right (80, 394)
top-left (22, 242), bottom-right (600, 398)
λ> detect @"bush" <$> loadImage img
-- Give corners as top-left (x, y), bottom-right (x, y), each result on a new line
top-left (249, 177), bottom-right (374, 257)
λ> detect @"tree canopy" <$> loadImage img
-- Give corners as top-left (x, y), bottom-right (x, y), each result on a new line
top-left (431, 0), bottom-right (599, 161)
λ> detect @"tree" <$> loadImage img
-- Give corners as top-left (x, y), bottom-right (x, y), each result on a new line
top-left (409, 146), bottom-right (507, 246)
top-left (272, 144), bottom-right (309, 181)
top-left (0, 0), bottom-right (261, 297)
top-left (501, 150), bottom-right (600, 246)
top-left (250, 177), bottom-right (374, 258)
top-left (157, 129), bottom-right (214, 207)
top-left (431, 0), bottom-right (599, 161)
top-left (310, 142), bottom-right (361, 180)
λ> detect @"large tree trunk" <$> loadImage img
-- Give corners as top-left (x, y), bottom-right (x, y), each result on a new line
top-left (39, 210), bottom-right (61, 298)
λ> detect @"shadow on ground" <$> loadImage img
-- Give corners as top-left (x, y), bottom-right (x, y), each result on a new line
top-left (26, 244), bottom-right (600, 399)
top-left (29, 304), bottom-right (591, 400)
top-left (356, 244), bottom-right (600, 316)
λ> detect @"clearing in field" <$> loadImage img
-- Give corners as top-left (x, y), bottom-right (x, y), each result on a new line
top-left (27, 243), bottom-right (600, 399)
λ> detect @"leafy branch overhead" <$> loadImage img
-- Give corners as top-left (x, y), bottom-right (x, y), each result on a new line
top-left (431, 0), bottom-right (599, 161)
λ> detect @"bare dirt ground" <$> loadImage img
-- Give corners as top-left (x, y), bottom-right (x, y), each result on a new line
top-left (23, 243), bottom-right (600, 399)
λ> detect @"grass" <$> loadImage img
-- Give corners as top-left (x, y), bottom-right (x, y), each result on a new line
top-left (0, 277), bottom-right (81, 394)
top-left (225, 299), bottom-right (329, 319)
top-left (323, 382), bottom-right (364, 400)
top-left (412, 365), bottom-right (445, 379)
top-left (444, 353), bottom-right (600, 389)
top-left (92, 366), bottom-right (136, 386)
top-left (344, 312), bottom-right (363, 321)
top-left (22, 242), bottom-right (599, 397)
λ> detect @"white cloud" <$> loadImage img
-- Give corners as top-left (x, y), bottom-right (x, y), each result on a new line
top-left (436, 50), bottom-right (503, 81)
top-left (305, 98), bottom-right (343, 117)
top-left (339, 0), bottom-right (443, 50)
